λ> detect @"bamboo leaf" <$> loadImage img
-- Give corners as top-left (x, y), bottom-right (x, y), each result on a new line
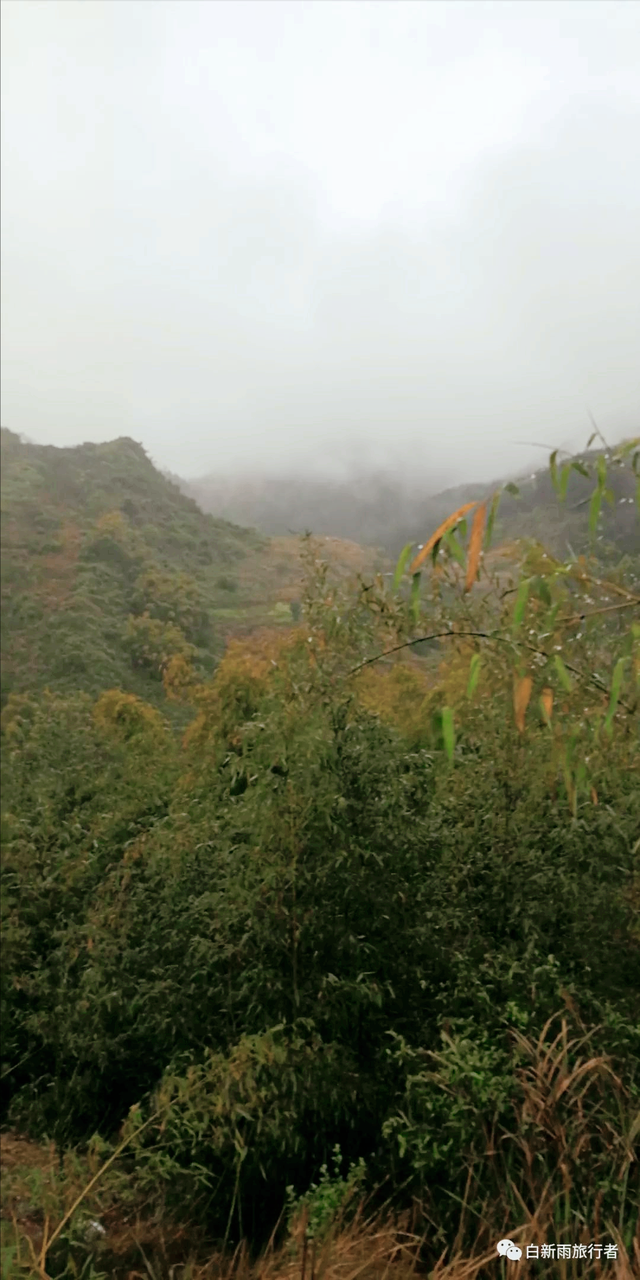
top-left (393, 542), bottom-right (414, 589)
top-left (539, 686), bottom-right (554, 724)
top-left (410, 502), bottom-right (478, 572)
top-left (466, 653), bottom-right (481, 698)
top-left (485, 490), bottom-right (501, 550)
top-left (559, 463), bottom-right (572, 502)
top-left (616, 435), bottom-right (640, 457)
top-left (549, 450), bottom-right (559, 494)
top-left (513, 579), bottom-right (530, 631)
top-left (554, 654), bottom-right (573, 693)
top-left (465, 501), bottom-right (486, 593)
top-left (441, 706), bottom-right (455, 764)
top-left (531, 576), bottom-right (552, 606)
top-left (514, 675), bottom-right (533, 734)
top-left (604, 657), bottom-right (627, 736)
top-left (444, 530), bottom-right (466, 568)
top-left (410, 572), bottom-right (421, 623)
top-left (589, 489), bottom-right (602, 536)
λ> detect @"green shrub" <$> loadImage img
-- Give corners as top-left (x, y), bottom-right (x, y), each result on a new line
top-left (1, 436), bottom-right (638, 1264)
top-left (285, 1144), bottom-right (367, 1243)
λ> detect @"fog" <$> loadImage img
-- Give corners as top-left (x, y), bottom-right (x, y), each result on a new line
top-left (1, 0), bottom-right (639, 488)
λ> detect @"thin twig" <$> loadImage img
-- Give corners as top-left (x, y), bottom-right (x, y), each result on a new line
top-left (348, 630), bottom-right (494, 675)
top-left (586, 409), bottom-right (611, 454)
top-left (346, 630), bottom-right (635, 714)
top-left (559, 601), bottom-right (639, 625)
top-left (39, 1109), bottom-right (162, 1273)
top-left (575, 577), bottom-right (640, 605)
top-left (501, 576), bottom-right (640, 606)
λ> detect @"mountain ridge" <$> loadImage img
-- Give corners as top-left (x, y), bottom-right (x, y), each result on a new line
top-left (0, 430), bottom-right (388, 707)
top-left (0, 428), bottom-right (265, 706)
top-left (182, 442), bottom-right (639, 560)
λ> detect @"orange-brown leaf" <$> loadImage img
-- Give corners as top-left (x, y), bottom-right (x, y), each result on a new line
top-left (540, 686), bottom-right (554, 723)
top-left (410, 502), bottom-right (478, 573)
top-left (514, 675), bottom-right (533, 733)
top-left (464, 502), bottom-right (487, 593)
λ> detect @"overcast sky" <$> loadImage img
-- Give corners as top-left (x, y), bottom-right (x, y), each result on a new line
top-left (2, 0), bottom-right (639, 484)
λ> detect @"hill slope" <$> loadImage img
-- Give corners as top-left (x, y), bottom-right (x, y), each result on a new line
top-left (0, 431), bottom-right (388, 706)
top-left (0, 430), bottom-right (266, 704)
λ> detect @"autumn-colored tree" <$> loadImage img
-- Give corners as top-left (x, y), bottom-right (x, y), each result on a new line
top-left (93, 689), bottom-right (167, 743)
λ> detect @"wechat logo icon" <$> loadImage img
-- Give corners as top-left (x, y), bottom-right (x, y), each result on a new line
top-left (496, 1239), bottom-right (522, 1262)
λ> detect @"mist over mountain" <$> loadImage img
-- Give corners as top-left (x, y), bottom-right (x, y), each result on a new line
top-left (183, 443), bottom-right (639, 561)
top-left (2, 3), bottom-right (639, 479)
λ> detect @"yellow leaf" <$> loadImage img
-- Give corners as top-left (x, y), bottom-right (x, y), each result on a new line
top-left (591, 787), bottom-right (598, 805)
top-left (514, 675), bottom-right (533, 733)
top-left (464, 502), bottom-right (487, 593)
top-left (410, 503), bottom-right (478, 573)
top-left (540, 686), bottom-right (554, 723)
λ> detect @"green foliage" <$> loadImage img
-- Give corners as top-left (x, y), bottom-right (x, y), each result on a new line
top-left (383, 1024), bottom-right (515, 1181)
top-left (122, 612), bottom-right (196, 678)
top-left (1, 433), bottom-right (638, 1269)
top-left (130, 567), bottom-right (212, 647)
top-left (0, 429), bottom-right (264, 709)
top-left (440, 705), bottom-right (455, 762)
top-left (92, 689), bottom-right (167, 742)
top-left (285, 1144), bottom-right (367, 1243)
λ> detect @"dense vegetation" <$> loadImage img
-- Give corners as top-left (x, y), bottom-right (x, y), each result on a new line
top-left (0, 428), bottom-right (264, 707)
top-left (1, 432), bottom-right (639, 1278)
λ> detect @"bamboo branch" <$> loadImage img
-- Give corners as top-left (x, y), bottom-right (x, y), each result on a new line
top-left (347, 630), bottom-right (634, 714)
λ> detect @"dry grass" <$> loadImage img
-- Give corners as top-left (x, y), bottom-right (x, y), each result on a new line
top-left (2, 1018), bottom-right (637, 1279)
top-left (235, 535), bottom-right (388, 606)
top-left (2, 1136), bottom-right (636, 1280)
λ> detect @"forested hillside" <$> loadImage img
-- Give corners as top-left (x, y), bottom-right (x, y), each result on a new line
top-left (1, 433), bottom-right (639, 1279)
top-left (1, 431), bottom-right (390, 716)
top-left (0, 429), bottom-right (268, 705)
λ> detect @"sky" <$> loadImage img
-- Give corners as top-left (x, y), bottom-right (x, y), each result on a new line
top-left (1, 0), bottom-right (639, 485)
